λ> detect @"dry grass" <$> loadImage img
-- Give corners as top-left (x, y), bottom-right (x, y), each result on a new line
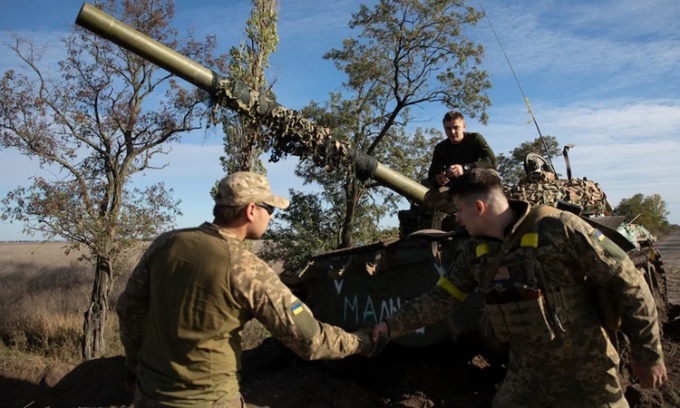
top-left (0, 243), bottom-right (91, 361)
top-left (0, 242), bottom-right (136, 361)
top-left (0, 241), bottom-right (270, 364)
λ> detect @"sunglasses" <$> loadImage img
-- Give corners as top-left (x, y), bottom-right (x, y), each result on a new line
top-left (255, 202), bottom-right (275, 215)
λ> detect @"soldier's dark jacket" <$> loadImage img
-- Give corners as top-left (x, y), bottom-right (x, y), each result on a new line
top-left (427, 132), bottom-right (497, 186)
top-left (385, 200), bottom-right (662, 407)
top-left (117, 223), bottom-right (368, 407)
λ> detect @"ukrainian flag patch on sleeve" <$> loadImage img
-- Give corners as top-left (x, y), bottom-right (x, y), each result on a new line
top-left (291, 302), bottom-right (304, 315)
top-left (591, 229), bottom-right (627, 261)
top-left (288, 298), bottom-right (319, 340)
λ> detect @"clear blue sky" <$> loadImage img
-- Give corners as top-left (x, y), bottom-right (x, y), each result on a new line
top-left (1, 0), bottom-right (679, 241)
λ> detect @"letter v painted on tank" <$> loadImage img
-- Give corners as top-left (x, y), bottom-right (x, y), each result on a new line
top-left (284, 235), bottom-right (450, 348)
top-left (333, 279), bottom-right (344, 295)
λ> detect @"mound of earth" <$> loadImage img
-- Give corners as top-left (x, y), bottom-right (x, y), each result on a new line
top-left (240, 334), bottom-right (505, 408)
top-left (4, 324), bottom-right (678, 408)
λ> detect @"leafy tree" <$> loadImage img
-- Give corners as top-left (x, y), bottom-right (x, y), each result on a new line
top-left (296, 94), bottom-right (442, 249)
top-left (219, 0), bottom-right (279, 175)
top-left (614, 193), bottom-right (670, 234)
top-left (0, 0), bottom-right (225, 359)
top-left (260, 186), bottom-right (405, 272)
top-left (496, 135), bottom-right (560, 185)
top-left (295, 0), bottom-right (491, 249)
top-left (259, 190), bottom-right (338, 272)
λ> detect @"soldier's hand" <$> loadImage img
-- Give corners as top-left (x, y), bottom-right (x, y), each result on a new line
top-left (446, 164), bottom-right (464, 178)
top-left (435, 173), bottom-right (449, 186)
top-left (370, 333), bottom-right (389, 357)
top-left (362, 326), bottom-right (389, 358)
top-left (353, 328), bottom-right (388, 357)
top-left (369, 322), bottom-right (391, 357)
top-left (371, 322), bottom-right (390, 343)
top-left (632, 359), bottom-right (667, 389)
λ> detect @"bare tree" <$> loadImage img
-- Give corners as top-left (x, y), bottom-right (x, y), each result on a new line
top-left (0, 0), bottom-right (226, 359)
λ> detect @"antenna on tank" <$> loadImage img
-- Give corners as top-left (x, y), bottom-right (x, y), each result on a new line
top-left (476, 0), bottom-right (554, 168)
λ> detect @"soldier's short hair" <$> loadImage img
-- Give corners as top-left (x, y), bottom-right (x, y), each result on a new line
top-left (447, 168), bottom-right (503, 199)
top-left (213, 204), bottom-right (246, 225)
top-left (442, 110), bottom-right (464, 124)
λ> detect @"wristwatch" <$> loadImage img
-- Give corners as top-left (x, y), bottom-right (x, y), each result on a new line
top-left (463, 164), bottom-right (471, 172)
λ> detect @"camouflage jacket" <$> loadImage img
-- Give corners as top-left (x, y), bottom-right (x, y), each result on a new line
top-left (116, 223), bottom-right (368, 406)
top-left (386, 201), bottom-right (663, 365)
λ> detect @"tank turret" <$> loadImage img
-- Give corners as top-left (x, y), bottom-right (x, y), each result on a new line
top-left (506, 150), bottom-right (668, 321)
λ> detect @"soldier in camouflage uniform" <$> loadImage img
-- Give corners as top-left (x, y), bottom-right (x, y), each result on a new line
top-left (372, 169), bottom-right (666, 407)
top-left (117, 172), bottom-right (374, 408)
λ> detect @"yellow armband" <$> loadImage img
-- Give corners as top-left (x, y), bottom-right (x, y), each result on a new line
top-left (436, 276), bottom-right (468, 302)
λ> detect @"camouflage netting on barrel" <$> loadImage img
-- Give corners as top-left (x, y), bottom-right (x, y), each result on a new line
top-left (213, 78), bottom-right (354, 171)
top-left (504, 171), bottom-right (609, 216)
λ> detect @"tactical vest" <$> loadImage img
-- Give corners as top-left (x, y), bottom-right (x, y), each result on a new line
top-left (479, 206), bottom-right (601, 343)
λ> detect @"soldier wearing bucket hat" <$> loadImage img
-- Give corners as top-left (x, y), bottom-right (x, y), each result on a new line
top-left (117, 172), bottom-right (375, 408)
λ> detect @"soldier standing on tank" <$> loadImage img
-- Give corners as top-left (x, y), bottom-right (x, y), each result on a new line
top-left (372, 168), bottom-right (666, 407)
top-left (117, 172), bottom-right (375, 408)
top-left (427, 110), bottom-right (497, 188)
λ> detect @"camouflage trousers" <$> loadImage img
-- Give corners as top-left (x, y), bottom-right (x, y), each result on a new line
top-left (134, 389), bottom-right (245, 408)
top-left (493, 365), bottom-right (628, 407)
top-left (493, 325), bottom-right (628, 407)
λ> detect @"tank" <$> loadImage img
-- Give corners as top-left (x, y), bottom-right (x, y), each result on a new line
top-left (284, 149), bottom-right (669, 348)
top-left (75, 4), bottom-right (667, 350)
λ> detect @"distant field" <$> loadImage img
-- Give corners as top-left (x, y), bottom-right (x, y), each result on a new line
top-left (0, 241), bottom-right (136, 362)
top-left (0, 241), bottom-right (82, 264)
top-left (0, 240), bottom-right (269, 364)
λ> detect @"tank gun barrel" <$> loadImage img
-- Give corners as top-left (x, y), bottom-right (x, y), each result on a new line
top-left (75, 2), bottom-right (441, 212)
top-left (76, 3), bottom-right (216, 93)
top-left (352, 151), bottom-right (429, 204)
top-left (76, 3), bottom-right (349, 170)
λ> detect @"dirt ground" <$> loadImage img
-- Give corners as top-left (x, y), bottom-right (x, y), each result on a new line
top-left (2, 231), bottom-right (680, 408)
